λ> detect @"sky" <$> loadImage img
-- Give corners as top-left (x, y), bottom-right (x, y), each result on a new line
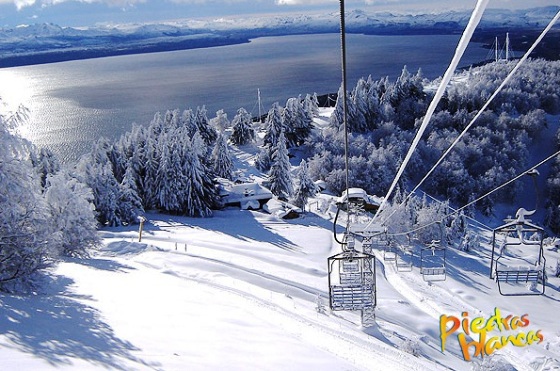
top-left (0, 0), bottom-right (558, 28)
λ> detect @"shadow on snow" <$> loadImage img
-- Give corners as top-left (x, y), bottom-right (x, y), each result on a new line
top-left (0, 273), bottom-right (158, 370)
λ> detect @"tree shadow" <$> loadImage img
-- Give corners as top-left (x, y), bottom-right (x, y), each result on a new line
top-left (0, 274), bottom-right (159, 370)
top-left (142, 210), bottom-right (305, 252)
top-left (66, 256), bottom-right (138, 273)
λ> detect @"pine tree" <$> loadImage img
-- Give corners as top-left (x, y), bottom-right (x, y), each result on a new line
top-left (79, 160), bottom-right (121, 227)
top-left (304, 93), bottom-right (319, 120)
top-left (182, 135), bottom-right (219, 217)
top-left (195, 105), bottom-right (218, 146)
top-left (212, 133), bottom-right (234, 180)
top-left (230, 107), bottom-right (255, 145)
top-left (210, 109), bottom-right (230, 133)
top-left (263, 102), bottom-right (284, 148)
top-left (156, 135), bottom-right (187, 214)
top-left (282, 97), bottom-right (312, 147)
top-left (31, 147), bottom-right (61, 189)
top-left (254, 145), bottom-right (272, 172)
top-left (293, 159), bottom-right (318, 212)
top-left (268, 132), bottom-right (293, 200)
top-left (118, 162), bottom-right (145, 224)
top-left (329, 85), bottom-right (346, 131)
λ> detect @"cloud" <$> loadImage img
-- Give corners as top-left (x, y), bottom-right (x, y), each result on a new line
top-left (6, 0), bottom-right (147, 11)
top-left (13, 0), bottom-right (36, 11)
top-left (276, 0), bottom-right (334, 4)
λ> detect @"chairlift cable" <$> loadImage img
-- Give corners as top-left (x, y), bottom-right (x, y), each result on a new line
top-left (377, 8), bottom-right (560, 229)
top-left (385, 149), bottom-right (560, 238)
top-left (368, 0), bottom-right (491, 228)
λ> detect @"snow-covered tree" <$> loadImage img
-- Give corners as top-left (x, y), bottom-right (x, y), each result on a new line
top-left (0, 105), bottom-right (52, 289)
top-left (156, 134), bottom-right (188, 213)
top-left (268, 132), bottom-right (293, 200)
top-left (263, 102), bottom-right (284, 148)
top-left (254, 145), bottom-right (272, 172)
top-left (43, 170), bottom-right (100, 257)
top-left (195, 105), bottom-right (218, 146)
top-left (31, 147), bottom-right (61, 189)
top-left (414, 196), bottom-right (449, 245)
top-left (230, 107), bottom-right (255, 145)
top-left (211, 133), bottom-right (234, 180)
top-left (283, 97), bottom-right (312, 147)
top-left (182, 135), bottom-right (219, 217)
top-left (292, 159), bottom-right (318, 211)
top-left (329, 85), bottom-right (352, 131)
top-left (210, 109), bottom-right (230, 133)
top-left (303, 93), bottom-right (319, 121)
top-left (118, 163), bottom-right (145, 224)
top-left (77, 158), bottom-right (121, 227)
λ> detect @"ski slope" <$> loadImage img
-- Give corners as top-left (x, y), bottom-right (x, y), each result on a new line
top-left (1, 204), bottom-right (559, 370)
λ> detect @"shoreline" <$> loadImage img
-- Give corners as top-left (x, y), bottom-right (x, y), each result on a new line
top-left (0, 36), bottom-right (251, 68)
top-left (2, 28), bottom-right (558, 69)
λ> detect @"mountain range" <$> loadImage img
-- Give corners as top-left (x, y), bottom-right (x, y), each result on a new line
top-left (0, 6), bottom-right (558, 68)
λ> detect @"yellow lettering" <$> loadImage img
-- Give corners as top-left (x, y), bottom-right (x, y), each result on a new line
top-left (458, 332), bottom-right (486, 361)
top-left (470, 317), bottom-right (485, 334)
top-left (484, 335), bottom-right (504, 356)
top-left (485, 307), bottom-right (503, 332)
top-left (440, 314), bottom-right (460, 352)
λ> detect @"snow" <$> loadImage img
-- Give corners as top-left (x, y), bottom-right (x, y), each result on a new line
top-left (1, 202), bottom-right (560, 370)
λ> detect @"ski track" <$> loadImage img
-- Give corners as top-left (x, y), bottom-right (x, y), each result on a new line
top-left (119, 253), bottom-right (439, 371)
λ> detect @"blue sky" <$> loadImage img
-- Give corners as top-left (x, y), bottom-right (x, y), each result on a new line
top-left (0, 0), bottom-right (558, 28)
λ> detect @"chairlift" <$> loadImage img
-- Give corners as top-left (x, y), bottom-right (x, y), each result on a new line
top-left (420, 240), bottom-right (447, 281)
top-left (328, 250), bottom-right (377, 312)
top-left (395, 244), bottom-right (414, 272)
top-left (490, 208), bottom-right (546, 296)
top-left (383, 240), bottom-right (397, 262)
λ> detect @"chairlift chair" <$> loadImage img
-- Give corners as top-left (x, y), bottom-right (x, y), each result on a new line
top-left (383, 240), bottom-right (398, 262)
top-left (490, 208), bottom-right (546, 296)
top-left (395, 244), bottom-right (414, 272)
top-left (328, 250), bottom-right (377, 312)
top-left (420, 240), bottom-right (447, 281)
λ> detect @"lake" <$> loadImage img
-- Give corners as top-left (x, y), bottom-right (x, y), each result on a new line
top-left (0, 33), bottom-right (489, 162)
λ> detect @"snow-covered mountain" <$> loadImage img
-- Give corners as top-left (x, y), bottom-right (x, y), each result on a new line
top-left (0, 6), bottom-right (558, 67)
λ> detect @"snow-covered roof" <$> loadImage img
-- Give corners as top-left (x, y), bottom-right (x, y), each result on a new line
top-left (263, 199), bottom-right (302, 219)
top-left (218, 179), bottom-right (273, 209)
top-left (337, 187), bottom-right (382, 207)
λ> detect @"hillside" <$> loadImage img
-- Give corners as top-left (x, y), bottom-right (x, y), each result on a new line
top-left (1, 144), bottom-right (560, 370)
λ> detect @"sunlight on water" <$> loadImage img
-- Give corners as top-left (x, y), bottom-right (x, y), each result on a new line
top-left (0, 69), bottom-right (36, 137)
top-left (0, 34), bottom-right (489, 163)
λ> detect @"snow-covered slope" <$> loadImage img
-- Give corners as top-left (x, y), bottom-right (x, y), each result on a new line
top-left (1, 200), bottom-right (559, 370)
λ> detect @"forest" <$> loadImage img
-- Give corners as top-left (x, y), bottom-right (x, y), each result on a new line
top-left (1, 57), bottom-right (560, 291)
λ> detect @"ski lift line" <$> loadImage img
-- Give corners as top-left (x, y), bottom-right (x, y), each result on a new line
top-left (370, 0), bottom-right (491, 226)
top-left (418, 190), bottom-right (493, 232)
top-left (339, 0), bottom-right (351, 226)
top-left (385, 149), bottom-right (560, 238)
top-left (377, 9), bottom-right (560, 230)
